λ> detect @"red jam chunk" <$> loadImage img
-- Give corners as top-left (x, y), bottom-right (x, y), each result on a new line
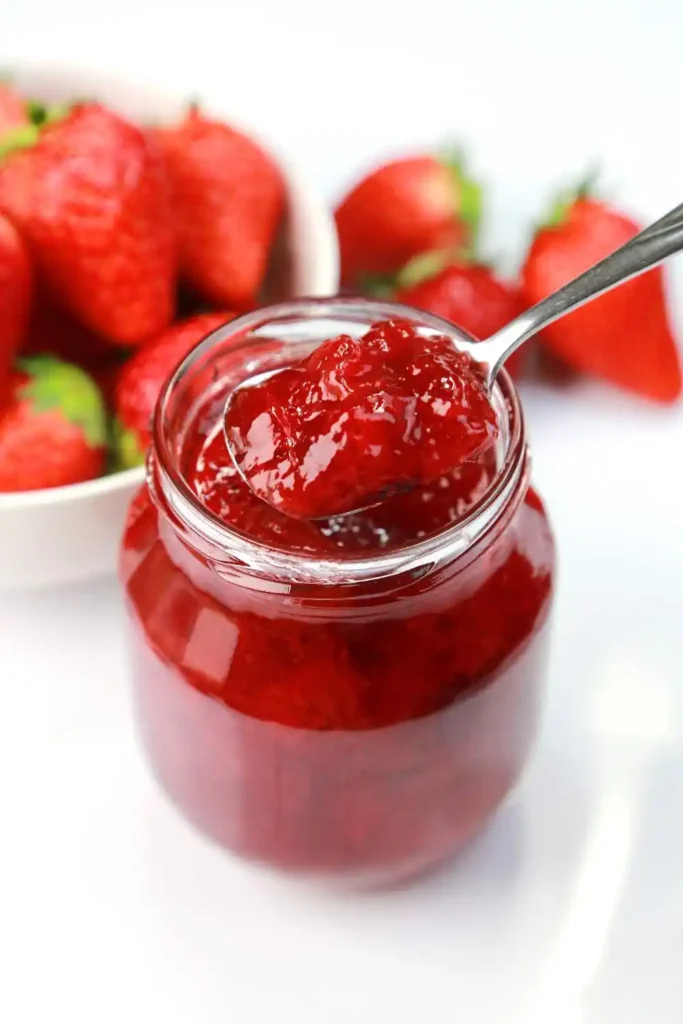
top-left (225, 319), bottom-right (499, 519)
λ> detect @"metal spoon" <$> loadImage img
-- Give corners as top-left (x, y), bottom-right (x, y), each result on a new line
top-left (464, 197), bottom-right (683, 388)
top-left (224, 199), bottom-right (683, 513)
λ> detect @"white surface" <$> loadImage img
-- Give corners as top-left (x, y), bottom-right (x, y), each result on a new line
top-left (2, 2), bottom-right (683, 1022)
top-left (0, 67), bottom-right (338, 591)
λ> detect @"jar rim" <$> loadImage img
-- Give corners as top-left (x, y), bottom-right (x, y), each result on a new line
top-left (152, 297), bottom-right (527, 584)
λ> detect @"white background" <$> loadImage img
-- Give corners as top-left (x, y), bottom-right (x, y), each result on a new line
top-left (2, 2), bottom-right (683, 1021)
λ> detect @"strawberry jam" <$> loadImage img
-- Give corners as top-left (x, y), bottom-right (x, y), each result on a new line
top-left (225, 319), bottom-right (498, 519)
top-left (120, 299), bottom-right (555, 887)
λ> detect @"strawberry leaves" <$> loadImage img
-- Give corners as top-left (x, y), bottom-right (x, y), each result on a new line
top-left (19, 356), bottom-right (107, 448)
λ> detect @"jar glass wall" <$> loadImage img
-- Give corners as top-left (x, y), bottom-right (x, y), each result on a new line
top-left (120, 298), bottom-right (555, 887)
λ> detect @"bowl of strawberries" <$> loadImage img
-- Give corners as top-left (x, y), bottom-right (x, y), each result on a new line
top-left (0, 66), bottom-right (338, 590)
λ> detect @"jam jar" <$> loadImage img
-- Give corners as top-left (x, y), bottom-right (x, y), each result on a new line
top-left (120, 298), bottom-right (555, 887)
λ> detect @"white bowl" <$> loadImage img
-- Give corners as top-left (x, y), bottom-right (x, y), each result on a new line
top-left (0, 65), bottom-right (339, 591)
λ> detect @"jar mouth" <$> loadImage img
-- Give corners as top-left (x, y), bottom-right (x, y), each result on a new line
top-left (152, 297), bottom-right (526, 584)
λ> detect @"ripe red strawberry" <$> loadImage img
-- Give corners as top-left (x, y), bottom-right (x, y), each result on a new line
top-left (0, 212), bottom-right (32, 406)
top-left (521, 194), bottom-right (682, 403)
top-left (0, 356), bottom-right (106, 491)
top-left (0, 82), bottom-right (29, 133)
top-left (114, 311), bottom-right (235, 467)
top-left (154, 106), bottom-right (285, 309)
top-left (396, 257), bottom-right (526, 376)
top-left (0, 102), bottom-right (176, 346)
top-left (335, 155), bottom-right (480, 288)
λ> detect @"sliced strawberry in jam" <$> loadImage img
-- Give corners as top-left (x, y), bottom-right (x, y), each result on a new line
top-left (225, 319), bottom-right (499, 520)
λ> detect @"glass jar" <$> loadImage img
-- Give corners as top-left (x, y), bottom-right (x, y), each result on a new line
top-left (120, 298), bottom-right (555, 887)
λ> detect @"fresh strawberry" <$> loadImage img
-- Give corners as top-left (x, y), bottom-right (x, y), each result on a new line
top-left (396, 255), bottom-right (526, 376)
top-left (0, 102), bottom-right (176, 346)
top-left (114, 311), bottom-right (235, 467)
top-left (521, 193), bottom-right (682, 403)
top-left (335, 155), bottom-right (480, 288)
top-left (0, 212), bottom-right (32, 406)
top-left (154, 106), bottom-right (285, 309)
top-left (0, 356), bottom-right (106, 491)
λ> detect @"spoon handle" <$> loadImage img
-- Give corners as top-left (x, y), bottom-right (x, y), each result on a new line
top-left (483, 199), bottom-right (683, 378)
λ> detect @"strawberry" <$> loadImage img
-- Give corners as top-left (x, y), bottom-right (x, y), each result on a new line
top-left (335, 155), bottom-right (480, 289)
top-left (114, 311), bottom-right (235, 468)
top-left (521, 193), bottom-right (682, 403)
top-left (154, 106), bottom-right (285, 309)
top-left (396, 256), bottom-right (525, 375)
top-left (0, 102), bottom-right (176, 346)
top-left (0, 356), bottom-right (107, 491)
top-left (0, 82), bottom-right (29, 133)
top-left (0, 212), bottom-right (32, 406)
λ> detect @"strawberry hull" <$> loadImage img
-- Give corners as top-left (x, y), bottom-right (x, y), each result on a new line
top-left (0, 357), bottom-right (107, 492)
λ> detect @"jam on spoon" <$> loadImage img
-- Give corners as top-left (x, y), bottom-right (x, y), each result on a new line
top-left (226, 197), bottom-right (683, 521)
top-left (224, 318), bottom-right (499, 520)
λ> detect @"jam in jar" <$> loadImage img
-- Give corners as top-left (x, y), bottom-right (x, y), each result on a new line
top-left (120, 298), bottom-right (555, 887)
